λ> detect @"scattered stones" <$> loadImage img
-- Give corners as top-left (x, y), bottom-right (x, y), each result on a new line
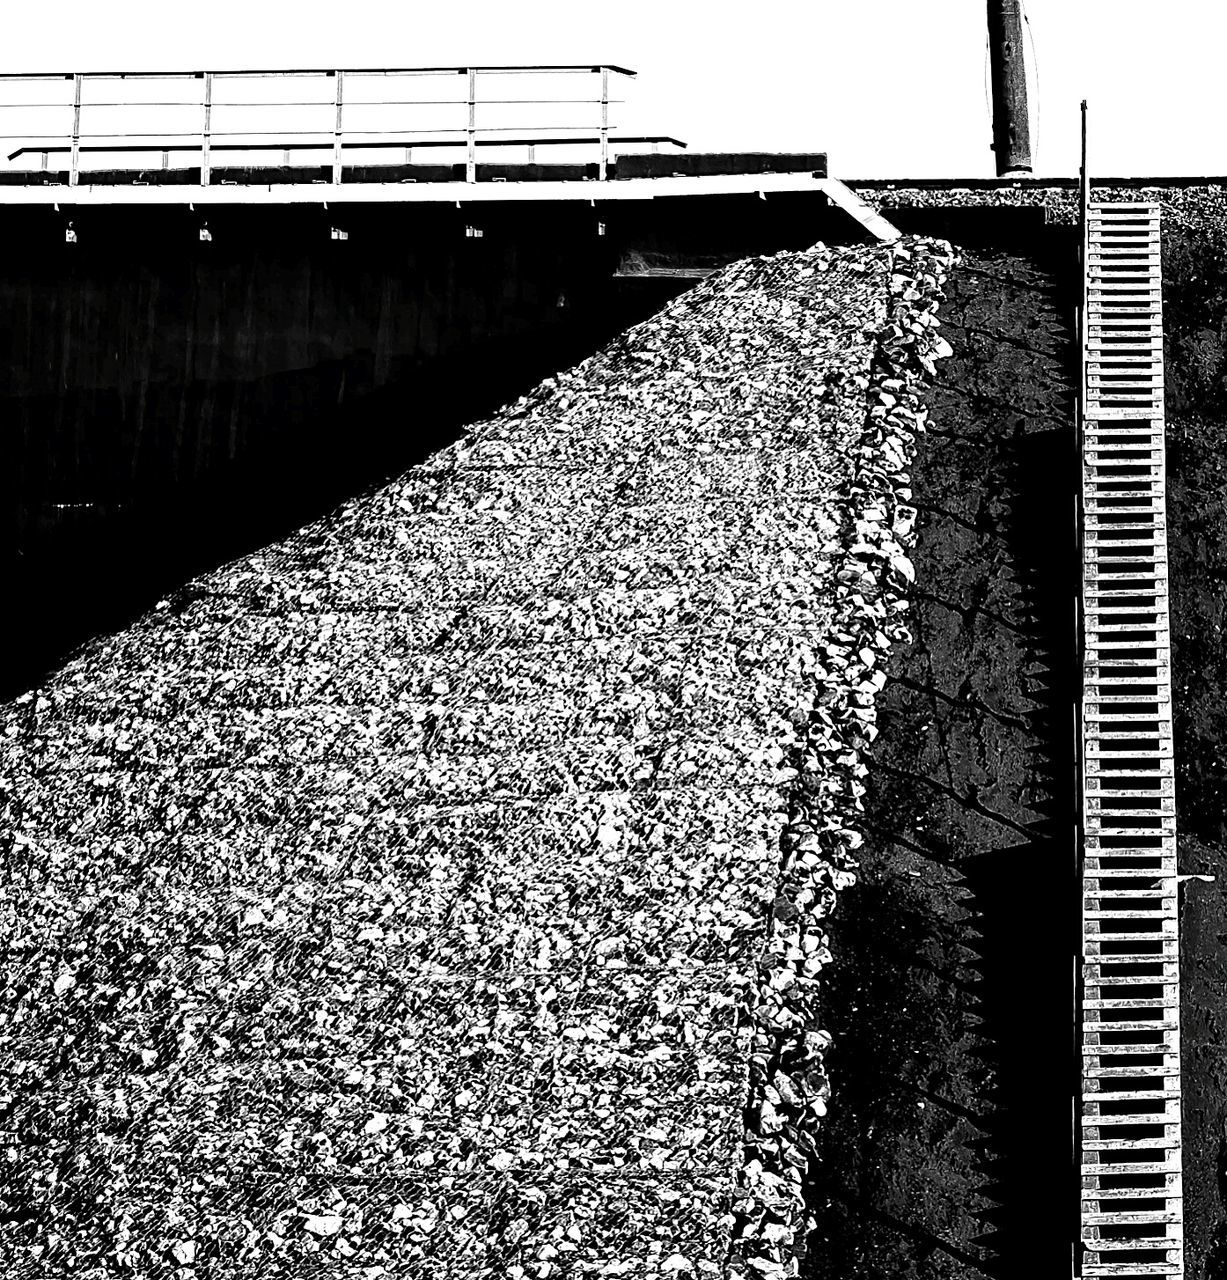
top-left (728, 237), bottom-right (957, 1280)
top-left (0, 236), bottom-right (954, 1277)
top-left (852, 179), bottom-right (1227, 230)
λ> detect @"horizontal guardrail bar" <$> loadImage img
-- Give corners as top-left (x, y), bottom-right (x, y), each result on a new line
top-left (0, 65), bottom-right (640, 79)
top-left (0, 65), bottom-right (678, 187)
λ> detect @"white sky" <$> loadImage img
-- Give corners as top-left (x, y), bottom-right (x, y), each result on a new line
top-left (1, 0), bottom-right (1224, 178)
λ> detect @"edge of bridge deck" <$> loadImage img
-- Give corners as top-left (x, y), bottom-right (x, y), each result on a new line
top-left (0, 169), bottom-right (832, 206)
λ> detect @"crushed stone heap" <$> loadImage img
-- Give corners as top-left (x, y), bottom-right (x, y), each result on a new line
top-left (0, 237), bottom-right (953, 1279)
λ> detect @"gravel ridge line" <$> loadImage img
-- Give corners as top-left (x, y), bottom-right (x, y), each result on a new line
top-left (728, 237), bottom-right (957, 1280)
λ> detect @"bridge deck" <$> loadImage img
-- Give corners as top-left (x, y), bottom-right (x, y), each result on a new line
top-left (0, 168), bottom-right (831, 206)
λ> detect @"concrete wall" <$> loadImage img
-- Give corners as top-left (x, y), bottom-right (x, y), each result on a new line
top-left (1, 204), bottom-right (612, 546)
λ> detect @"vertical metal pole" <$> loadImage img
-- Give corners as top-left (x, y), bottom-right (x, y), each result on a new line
top-left (1080, 101), bottom-right (1089, 247)
top-left (986, 0), bottom-right (1033, 174)
top-left (599, 66), bottom-right (609, 180)
top-left (466, 67), bottom-right (476, 183)
top-left (1079, 101), bottom-right (1089, 463)
top-left (1074, 99), bottom-right (1089, 1279)
top-left (333, 70), bottom-right (344, 184)
top-left (69, 74), bottom-right (82, 187)
top-left (202, 72), bottom-right (212, 187)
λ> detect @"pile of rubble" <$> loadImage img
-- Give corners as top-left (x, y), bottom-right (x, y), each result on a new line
top-left (729, 238), bottom-right (955, 1278)
top-left (0, 237), bottom-right (953, 1279)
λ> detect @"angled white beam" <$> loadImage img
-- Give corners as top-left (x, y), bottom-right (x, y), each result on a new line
top-left (817, 177), bottom-right (900, 243)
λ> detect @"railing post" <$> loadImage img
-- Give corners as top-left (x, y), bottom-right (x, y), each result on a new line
top-left (466, 67), bottom-right (476, 183)
top-left (1074, 99), bottom-right (1089, 1259)
top-left (69, 74), bottom-right (82, 187)
top-left (333, 70), bottom-right (344, 184)
top-left (599, 66), bottom-right (609, 180)
top-left (202, 72), bottom-right (212, 186)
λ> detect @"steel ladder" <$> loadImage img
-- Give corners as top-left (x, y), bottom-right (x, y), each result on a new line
top-left (1079, 200), bottom-right (1183, 1279)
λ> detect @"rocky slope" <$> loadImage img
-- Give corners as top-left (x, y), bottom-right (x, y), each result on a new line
top-left (0, 238), bottom-right (953, 1279)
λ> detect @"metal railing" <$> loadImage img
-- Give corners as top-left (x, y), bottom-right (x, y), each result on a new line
top-left (0, 65), bottom-right (684, 185)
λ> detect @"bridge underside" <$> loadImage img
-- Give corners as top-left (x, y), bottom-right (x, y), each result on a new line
top-left (0, 182), bottom-right (891, 699)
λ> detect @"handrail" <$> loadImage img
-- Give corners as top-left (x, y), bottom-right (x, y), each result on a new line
top-left (0, 65), bottom-right (640, 80)
top-left (6, 136), bottom-right (689, 163)
top-left (0, 65), bottom-right (663, 186)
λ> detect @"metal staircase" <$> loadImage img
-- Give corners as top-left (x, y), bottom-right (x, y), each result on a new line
top-left (1079, 199), bottom-right (1183, 1278)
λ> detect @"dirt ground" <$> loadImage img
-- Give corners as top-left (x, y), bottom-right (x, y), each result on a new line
top-left (806, 228), bottom-right (1082, 1279)
top-left (1163, 214), bottom-right (1227, 1280)
top-left (804, 204), bottom-right (1227, 1280)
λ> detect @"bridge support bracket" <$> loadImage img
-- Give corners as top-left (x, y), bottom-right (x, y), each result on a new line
top-left (816, 177), bottom-right (901, 244)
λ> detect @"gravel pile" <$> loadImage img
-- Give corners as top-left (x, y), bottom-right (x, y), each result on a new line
top-left (728, 238), bottom-right (954, 1279)
top-left (0, 236), bottom-right (953, 1279)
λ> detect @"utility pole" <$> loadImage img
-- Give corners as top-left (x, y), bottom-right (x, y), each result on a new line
top-left (987, 0), bottom-right (1033, 174)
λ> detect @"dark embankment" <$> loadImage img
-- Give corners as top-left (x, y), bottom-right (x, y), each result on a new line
top-left (807, 224), bottom-right (1081, 1278)
top-left (1163, 197), bottom-right (1227, 1280)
